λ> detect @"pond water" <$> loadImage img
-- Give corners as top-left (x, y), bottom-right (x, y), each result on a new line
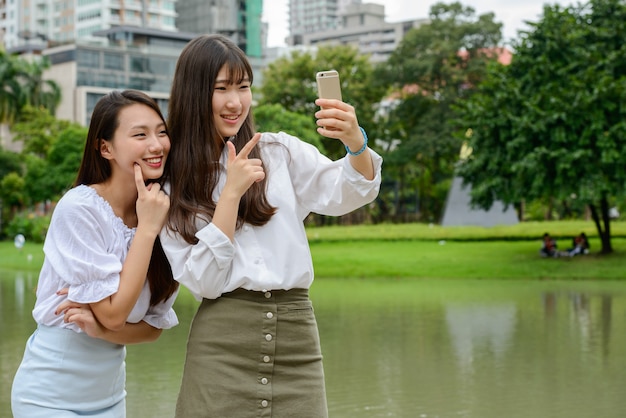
top-left (2, 271), bottom-right (626, 418)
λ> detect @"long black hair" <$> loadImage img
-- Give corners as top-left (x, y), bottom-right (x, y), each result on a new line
top-left (75, 89), bottom-right (178, 305)
top-left (165, 34), bottom-right (276, 244)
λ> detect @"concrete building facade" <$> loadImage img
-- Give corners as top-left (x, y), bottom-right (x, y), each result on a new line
top-left (1, 1), bottom-right (266, 128)
top-left (2, 0), bottom-right (178, 52)
top-left (175, 0), bottom-right (264, 58)
top-left (43, 25), bottom-right (194, 126)
top-left (302, 3), bottom-right (427, 63)
top-left (287, 0), bottom-right (361, 46)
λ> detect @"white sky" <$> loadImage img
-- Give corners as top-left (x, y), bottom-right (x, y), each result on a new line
top-left (262, 0), bottom-right (573, 47)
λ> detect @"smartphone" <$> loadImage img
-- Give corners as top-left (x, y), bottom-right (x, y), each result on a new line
top-left (316, 70), bottom-right (342, 101)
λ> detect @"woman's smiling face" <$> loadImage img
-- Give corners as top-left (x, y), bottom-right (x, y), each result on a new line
top-left (101, 103), bottom-right (170, 181)
top-left (211, 65), bottom-right (252, 139)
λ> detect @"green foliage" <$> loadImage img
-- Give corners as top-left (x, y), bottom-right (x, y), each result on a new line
top-left (46, 124), bottom-right (87, 193)
top-left (258, 44), bottom-right (385, 159)
top-left (17, 56), bottom-right (62, 115)
top-left (454, 0), bottom-right (626, 252)
top-left (0, 147), bottom-right (22, 179)
top-left (12, 105), bottom-right (70, 158)
top-left (0, 51), bottom-right (61, 123)
top-left (0, 172), bottom-right (25, 209)
top-left (5, 211), bottom-right (50, 243)
top-left (375, 1), bottom-right (503, 222)
top-left (22, 155), bottom-right (50, 205)
top-left (0, 51), bottom-right (25, 124)
top-left (15, 109), bottom-right (84, 205)
top-left (253, 103), bottom-right (325, 152)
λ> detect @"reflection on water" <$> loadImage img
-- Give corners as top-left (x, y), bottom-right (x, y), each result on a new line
top-left (445, 304), bottom-right (517, 376)
top-left (2, 273), bottom-right (626, 417)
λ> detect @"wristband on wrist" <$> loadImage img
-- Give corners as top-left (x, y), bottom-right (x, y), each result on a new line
top-left (345, 126), bottom-right (368, 156)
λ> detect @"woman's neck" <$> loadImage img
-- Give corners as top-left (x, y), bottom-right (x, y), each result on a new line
top-left (91, 180), bottom-right (138, 228)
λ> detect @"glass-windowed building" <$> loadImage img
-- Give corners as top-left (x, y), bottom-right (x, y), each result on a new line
top-left (44, 25), bottom-right (195, 126)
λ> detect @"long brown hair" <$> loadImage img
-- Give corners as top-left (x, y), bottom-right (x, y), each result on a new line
top-left (165, 34), bottom-right (276, 244)
top-left (75, 90), bottom-right (178, 305)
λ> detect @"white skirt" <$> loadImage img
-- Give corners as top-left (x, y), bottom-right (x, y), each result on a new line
top-left (11, 325), bottom-right (126, 417)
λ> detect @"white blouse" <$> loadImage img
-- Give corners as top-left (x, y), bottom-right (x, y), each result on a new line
top-left (160, 131), bottom-right (383, 301)
top-left (32, 185), bottom-right (179, 332)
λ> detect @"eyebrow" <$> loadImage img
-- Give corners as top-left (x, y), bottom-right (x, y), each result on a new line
top-left (129, 122), bottom-right (166, 130)
top-left (215, 77), bottom-right (251, 84)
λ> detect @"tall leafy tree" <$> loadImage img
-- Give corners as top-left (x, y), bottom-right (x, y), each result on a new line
top-left (0, 52), bottom-right (61, 123)
top-left (0, 146), bottom-right (22, 179)
top-left (253, 103), bottom-right (325, 152)
top-left (21, 119), bottom-right (85, 205)
top-left (0, 51), bottom-right (24, 124)
top-left (376, 2), bottom-right (503, 221)
top-left (455, 0), bottom-right (626, 253)
top-left (17, 56), bottom-right (62, 115)
top-left (0, 146), bottom-right (23, 235)
top-left (12, 105), bottom-right (70, 158)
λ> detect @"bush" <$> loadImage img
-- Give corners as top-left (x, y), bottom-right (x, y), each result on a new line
top-left (5, 211), bottom-right (50, 243)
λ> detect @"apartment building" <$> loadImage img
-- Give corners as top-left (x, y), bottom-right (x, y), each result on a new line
top-left (44, 25), bottom-right (194, 126)
top-left (1, 0), bottom-right (266, 127)
top-left (2, 0), bottom-right (177, 52)
top-left (287, 0), bottom-right (360, 46)
top-left (176, 0), bottom-right (265, 58)
top-left (302, 3), bottom-right (427, 63)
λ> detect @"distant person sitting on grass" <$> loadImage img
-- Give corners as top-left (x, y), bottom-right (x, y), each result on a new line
top-left (567, 232), bottom-right (590, 256)
top-left (539, 233), bottom-right (558, 257)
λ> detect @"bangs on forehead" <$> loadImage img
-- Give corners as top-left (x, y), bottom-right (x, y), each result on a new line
top-left (224, 53), bottom-right (252, 84)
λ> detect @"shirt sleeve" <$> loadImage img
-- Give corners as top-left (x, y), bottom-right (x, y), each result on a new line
top-left (160, 222), bottom-right (234, 300)
top-left (44, 196), bottom-right (122, 303)
top-left (141, 288), bottom-right (180, 329)
top-left (267, 132), bottom-right (383, 218)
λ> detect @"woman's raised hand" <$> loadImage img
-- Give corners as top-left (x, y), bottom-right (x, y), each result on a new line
top-left (134, 163), bottom-right (170, 237)
top-left (314, 99), bottom-right (362, 150)
top-left (223, 133), bottom-right (265, 199)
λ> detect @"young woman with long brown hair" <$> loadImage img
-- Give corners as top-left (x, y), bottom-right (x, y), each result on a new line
top-left (11, 90), bottom-right (179, 417)
top-left (161, 34), bottom-right (382, 417)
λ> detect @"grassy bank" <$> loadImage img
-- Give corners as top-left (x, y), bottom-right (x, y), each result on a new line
top-left (305, 220), bottom-right (626, 242)
top-left (310, 238), bottom-right (625, 280)
top-left (1, 221), bottom-right (625, 279)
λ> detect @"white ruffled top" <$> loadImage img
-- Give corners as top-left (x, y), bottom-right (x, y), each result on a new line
top-left (32, 185), bottom-right (178, 332)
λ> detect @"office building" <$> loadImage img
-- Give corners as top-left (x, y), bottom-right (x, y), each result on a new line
top-left (302, 3), bottom-right (427, 63)
top-left (44, 25), bottom-right (194, 126)
top-left (1, 0), bottom-right (267, 128)
top-left (176, 0), bottom-right (264, 58)
top-left (2, 0), bottom-right (178, 52)
top-left (287, 0), bottom-right (360, 46)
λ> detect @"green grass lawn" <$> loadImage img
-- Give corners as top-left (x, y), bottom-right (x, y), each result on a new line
top-left (305, 220), bottom-right (626, 242)
top-left (1, 220), bottom-right (624, 279)
top-left (309, 238), bottom-right (625, 280)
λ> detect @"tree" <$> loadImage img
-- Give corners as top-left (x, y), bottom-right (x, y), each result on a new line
top-left (0, 146), bottom-right (23, 235)
top-left (0, 52), bottom-right (61, 123)
top-left (0, 51), bottom-right (25, 124)
top-left (258, 44), bottom-right (385, 160)
top-left (455, 0), bottom-right (626, 253)
top-left (253, 103), bottom-right (325, 152)
top-left (22, 122), bottom-right (86, 205)
top-left (44, 124), bottom-right (87, 195)
top-left (0, 172), bottom-right (25, 213)
top-left (0, 146), bottom-right (22, 179)
top-left (375, 2), bottom-right (503, 221)
top-left (17, 56), bottom-right (62, 115)
top-left (12, 105), bottom-right (70, 158)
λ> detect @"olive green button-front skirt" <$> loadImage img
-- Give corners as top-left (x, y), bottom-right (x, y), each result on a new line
top-left (175, 288), bottom-right (329, 418)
